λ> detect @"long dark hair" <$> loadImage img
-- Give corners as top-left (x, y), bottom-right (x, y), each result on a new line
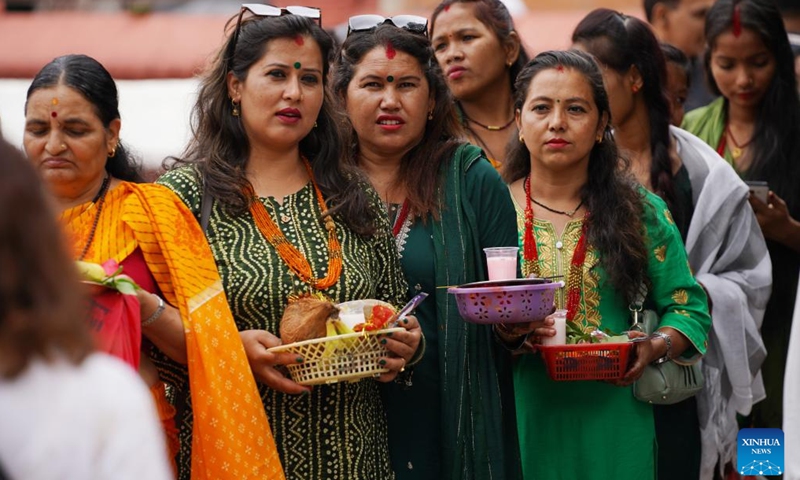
top-left (572, 10), bottom-right (679, 223)
top-left (25, 54), bottom-right (142, 183)
top-left (430, 0), bottom-right (530, 94)
top-left (705, 0), bottom-right (800, 213)
top-left (175, 14), bottom-right (377, 235)
top-left (333, 24), bottom-right (463, 219)
top-left (0, 139), bottom-right (93, 379)
top-left (503, 50), bottom-right (649, 303)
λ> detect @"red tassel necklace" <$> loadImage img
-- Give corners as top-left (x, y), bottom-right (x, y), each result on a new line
top-left (523, 174), bottom-right (589, 322)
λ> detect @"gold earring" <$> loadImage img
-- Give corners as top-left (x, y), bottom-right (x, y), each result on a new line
top-left (519, 133), bottom-right (525, 144)
top-left (108, 145), bottom-right (117, 158)
top-left (314, 121), bottom-right (318, 128)
top-left (428, 111), bottom-right (434, 120)
top-left (231, 99), bottom-right (240, 117)
top-left (596, 134), bottom-right (603, 144)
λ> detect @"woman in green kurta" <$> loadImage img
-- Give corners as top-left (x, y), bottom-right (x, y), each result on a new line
top-left (501, 50), bottom-right (711, 480)
top-left (156, 11), bottom-right (422, 480)
top-left (333, 21), bottom-right (522, 480)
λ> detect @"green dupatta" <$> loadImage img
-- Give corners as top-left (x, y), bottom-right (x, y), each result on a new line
top-left (682, 97), bottom-right (731, 163)
top-left (431, 144), bottom-right (522, 480)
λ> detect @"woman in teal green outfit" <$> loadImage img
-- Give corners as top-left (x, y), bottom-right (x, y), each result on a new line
top-left (501, 50), bottom-right (711, 480)
top-left (333, 18), bottom-right (522, 480)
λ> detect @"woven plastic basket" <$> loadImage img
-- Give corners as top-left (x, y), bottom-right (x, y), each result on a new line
top-left (448, 280), bottom-right (564, 324)
top-left (267, 327), bottom-right (403, 386)
top-left (538, 342), bottom-right (633, 381)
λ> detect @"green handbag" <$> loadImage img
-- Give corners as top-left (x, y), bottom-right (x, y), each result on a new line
top-left (630, 304), bottom-right (705, 405)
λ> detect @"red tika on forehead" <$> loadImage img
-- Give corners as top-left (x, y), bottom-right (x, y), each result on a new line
top-left (443, 4), bottom-right (450, 12)
top-left (295, 34), bottom-right (305, 46)
top-left (386, 42), bottom-right (396, 60)
top-left (732, 4), bottom-right (742, 37)
top-left (556, 65), bottom-right (565, 72)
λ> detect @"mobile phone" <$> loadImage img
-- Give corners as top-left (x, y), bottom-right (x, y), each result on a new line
top-left (745, 181), bottom-right (769, 203)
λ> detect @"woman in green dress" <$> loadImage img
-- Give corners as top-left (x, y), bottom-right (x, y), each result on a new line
top-left (157, 9), bottom-right (422, 480)
top-left (333, 18), bottom-right (522, 480)
top-left (501, 50), bottom-right (711, 480)
top-left (682, 0), bottom-right (800, 438)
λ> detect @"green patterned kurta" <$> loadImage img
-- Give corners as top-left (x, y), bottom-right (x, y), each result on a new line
top-left (511, 190), bottom-right (711, 480)
top-left (157, 166), bottom-right (407, 480)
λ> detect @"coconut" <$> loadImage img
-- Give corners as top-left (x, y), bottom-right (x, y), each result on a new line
top-left (279, 295), bottom-right (339, 344)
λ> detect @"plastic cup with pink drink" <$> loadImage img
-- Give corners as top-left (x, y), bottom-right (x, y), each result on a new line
top-left (483, 247), bottom-right (519, 281)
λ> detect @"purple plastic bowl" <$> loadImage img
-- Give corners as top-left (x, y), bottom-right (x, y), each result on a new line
top-left (447, 281), bottom-right (564, 324)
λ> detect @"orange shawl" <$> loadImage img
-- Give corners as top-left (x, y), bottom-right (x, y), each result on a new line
top-left (61, 181), bottom-right (284, 480)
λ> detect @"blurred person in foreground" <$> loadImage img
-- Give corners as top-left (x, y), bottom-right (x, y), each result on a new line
top-left (0, 137), bottom-right (172, 480)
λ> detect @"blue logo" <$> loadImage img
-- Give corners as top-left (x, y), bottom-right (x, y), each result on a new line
top-left (737, 428), bottom-right (784, 476)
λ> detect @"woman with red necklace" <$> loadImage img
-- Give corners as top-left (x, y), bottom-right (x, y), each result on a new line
top-left (502, 50), bottom-right (711, 480)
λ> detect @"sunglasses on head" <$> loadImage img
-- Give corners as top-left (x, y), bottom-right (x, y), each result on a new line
top-left (347, 14), bottom-right (428, 38)
top-left (229, 4), bottom-right (322, 67)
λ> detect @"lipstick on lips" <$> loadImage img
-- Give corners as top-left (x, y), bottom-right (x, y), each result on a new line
top-left (377, 114), bottom-right (404, 131)
top-left (447, 66), bottom-right (466, 80)
top-left (277, 107), bottom-right (302, 124)
top-left (546, 138), bottom-right (570, 148)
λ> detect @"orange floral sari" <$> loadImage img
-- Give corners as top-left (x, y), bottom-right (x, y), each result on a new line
top-left (61, 181), bottom-right (284, 480)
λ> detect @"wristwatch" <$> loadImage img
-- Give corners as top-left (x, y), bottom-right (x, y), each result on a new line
top-left (650, 330), bottom-right (672, 364)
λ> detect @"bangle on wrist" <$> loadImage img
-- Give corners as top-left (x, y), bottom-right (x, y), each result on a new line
top-left (141, 294), bottom-right (165, 327)
top-left (650, 330), bottom-right (672, 364)
top-left (493, 324), bottom-right (528, 351)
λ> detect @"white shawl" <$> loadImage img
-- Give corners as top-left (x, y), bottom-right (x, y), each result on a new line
top-left (672, 126), bottom-right (773, 480)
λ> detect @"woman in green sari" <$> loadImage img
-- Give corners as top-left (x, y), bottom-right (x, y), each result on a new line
top-left (501, 50), bottom-right (711, 480)
top-left (333, 18), bottom-right (522, 480)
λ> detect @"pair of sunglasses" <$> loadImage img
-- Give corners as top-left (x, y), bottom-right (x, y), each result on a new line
top-left (229, 4), bottom-right (322, 66)
top-left (347, 14), bottom-right (428, 38)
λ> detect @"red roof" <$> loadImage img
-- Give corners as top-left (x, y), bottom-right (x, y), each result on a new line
top-left (0, 7), bottom-right (644, 79)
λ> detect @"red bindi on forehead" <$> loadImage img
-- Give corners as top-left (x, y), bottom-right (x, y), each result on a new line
top-left (386, 42), bottom-right (396, 60)
top-left (443, 4), bottom-right (450, 12)
top-left (295, 34), bottom-right (305, 46)
top-left (556, 65), bottom-right (565, 72)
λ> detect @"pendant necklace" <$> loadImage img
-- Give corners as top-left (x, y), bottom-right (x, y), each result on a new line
top-left (76, 175), bottom-right (111, 261)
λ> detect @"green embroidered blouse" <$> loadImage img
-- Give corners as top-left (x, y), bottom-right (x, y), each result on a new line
top-left (511, 189), bottom-right (711, 480)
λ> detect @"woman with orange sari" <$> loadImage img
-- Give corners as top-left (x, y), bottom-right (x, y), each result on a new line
top-left (23, 54), bottom-right (284, 480)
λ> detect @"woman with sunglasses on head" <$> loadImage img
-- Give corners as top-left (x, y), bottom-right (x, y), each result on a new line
top-left (23, 53), bottom-right (280, 480)
top-left (682, 0), bottom-right (800, 468)
top-left (158, 6), bottom-right (418, 480)
top-left (333, 18), bottom-right (522, 480)
top-left (430, 0), bottom-right (529, 169)
top-left (503, 49), bottom-right (710, 480)
top-left (572, 10), bottom-right (772, 479)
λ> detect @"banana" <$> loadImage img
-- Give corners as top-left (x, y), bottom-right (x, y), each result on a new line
top-left (76, 261), bottom-right (107, 283)
top-left (321, 320), bottom-right (340, 358)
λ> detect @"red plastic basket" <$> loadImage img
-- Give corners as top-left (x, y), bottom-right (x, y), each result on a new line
top-left (537, 342), bottom-right (633, 381)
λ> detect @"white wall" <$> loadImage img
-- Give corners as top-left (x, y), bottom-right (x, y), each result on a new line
top-left (0, 78), bottom-right (198, 171)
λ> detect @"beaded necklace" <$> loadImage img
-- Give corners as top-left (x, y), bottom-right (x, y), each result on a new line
top-left (523, 174), bottom-right (588, 322)
top-left (248, 157), bottom-right (342, 290)
top-left (76, 175), bottom-right (111, 261)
